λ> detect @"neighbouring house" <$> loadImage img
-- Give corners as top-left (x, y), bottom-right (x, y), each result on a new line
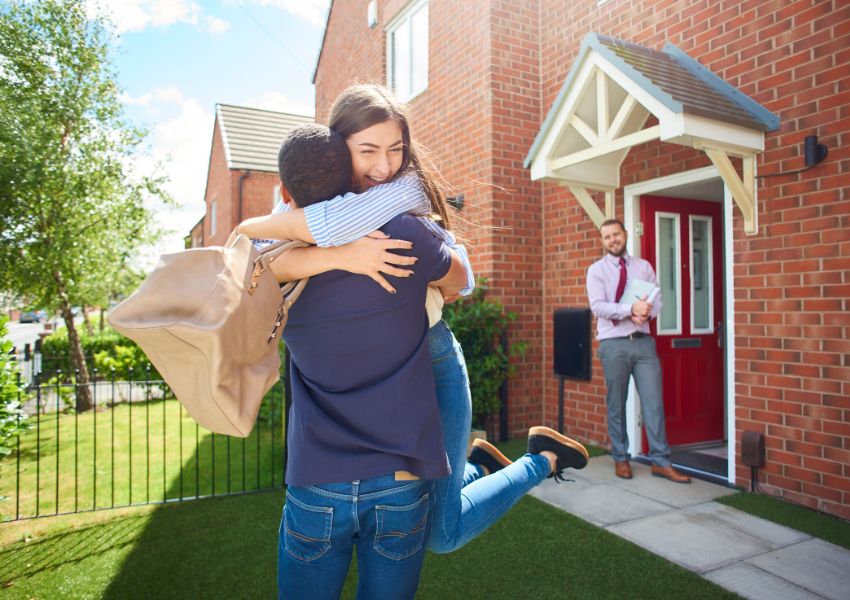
top-left (190, 104), bottom-right (313, 248)
top-left (313, 0), bottom-right (850, 520)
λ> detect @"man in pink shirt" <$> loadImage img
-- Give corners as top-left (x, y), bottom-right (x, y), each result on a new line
top-left (586, 219), bottom-right (690, 484)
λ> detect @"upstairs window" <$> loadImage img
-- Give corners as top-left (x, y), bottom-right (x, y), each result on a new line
top-left (209, 199), bottom-right (217, 236)
top-left (387, 0), bottom-right (428, 102)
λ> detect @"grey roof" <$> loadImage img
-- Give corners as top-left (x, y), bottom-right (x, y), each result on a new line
top-left (216, 104), bottom-right (313, 172)
top-left (525, 33), bottom-right (780, 168)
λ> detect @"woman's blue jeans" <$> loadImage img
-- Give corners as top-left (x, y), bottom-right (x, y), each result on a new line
top-left (278, 475), bottom-right (432, 600)
top-left (427, 321), bottom-right (550, 553)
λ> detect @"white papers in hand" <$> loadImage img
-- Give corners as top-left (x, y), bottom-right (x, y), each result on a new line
top-left (618, 279), bottom-right (660, 307)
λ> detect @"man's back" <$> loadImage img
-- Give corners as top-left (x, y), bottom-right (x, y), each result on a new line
top-left (283, 214), bottom-right (452, 487)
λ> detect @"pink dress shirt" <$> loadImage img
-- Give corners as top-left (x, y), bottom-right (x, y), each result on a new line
top-left (586, 253), bottom-right (663, 341)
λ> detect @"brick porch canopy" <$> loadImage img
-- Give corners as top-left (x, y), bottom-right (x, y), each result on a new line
top-left (524, 33), bottom-right (780, 235)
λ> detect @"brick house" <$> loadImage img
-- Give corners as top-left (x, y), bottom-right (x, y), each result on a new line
top-left (190, 104), bottom-right (312, 248)
top-left (313, 0), bottom-right (850, 519)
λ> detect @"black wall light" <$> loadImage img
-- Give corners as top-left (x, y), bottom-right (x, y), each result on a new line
top-left (804, 134), bottom-right (828, 167)
top-left (756, 133), bottom-right (829, 179)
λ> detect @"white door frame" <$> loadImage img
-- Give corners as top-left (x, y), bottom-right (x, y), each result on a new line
top-left (623, 166), bottom-right (736, 484)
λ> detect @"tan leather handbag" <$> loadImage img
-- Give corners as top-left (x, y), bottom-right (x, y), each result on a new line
top-left (108, 234), bottom-right (308, 437)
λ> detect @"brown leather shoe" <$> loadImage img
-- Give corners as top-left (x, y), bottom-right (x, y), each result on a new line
top-left (651, 464), bottom-right (691, 483)
top-left (614, 460), bottom-right (633, 479)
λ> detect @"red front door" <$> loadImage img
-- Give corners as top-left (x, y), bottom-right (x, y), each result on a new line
top-left (641, 195), bottom-right (724, 447)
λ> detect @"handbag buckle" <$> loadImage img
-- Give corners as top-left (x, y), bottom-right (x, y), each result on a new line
top-left (248, 260), bottom-right (266, 296)
top-left (267, 303), bottom-right (286, 343)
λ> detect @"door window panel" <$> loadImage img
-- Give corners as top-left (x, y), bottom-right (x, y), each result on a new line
top-left (656, 213), bottom-right (681, 334)
top-left (690, 216), bottom-right (712, 332)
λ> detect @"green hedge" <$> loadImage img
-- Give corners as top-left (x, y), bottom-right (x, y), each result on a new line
top-left (40, 327), bottom-right (159, 382)
top-left (443, 282), bottom-right (526, 428)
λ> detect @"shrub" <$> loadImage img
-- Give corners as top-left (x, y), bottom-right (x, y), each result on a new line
top-left (40, 327), bottom-right (159, 382)
top-left (442, 282), bottom-right (526, 429)
top-left (0, 316), bottom-right (31, 456)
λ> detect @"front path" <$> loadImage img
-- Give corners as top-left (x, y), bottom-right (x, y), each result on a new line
top-left (530, 455), bottom-right (850, 600)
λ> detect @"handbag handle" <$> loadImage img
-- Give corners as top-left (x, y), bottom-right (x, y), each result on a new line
top-left (225, 233), bottom-right (310, 340)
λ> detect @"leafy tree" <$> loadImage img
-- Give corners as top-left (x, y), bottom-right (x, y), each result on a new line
top-left (0, 0), bottom-right (170, 411)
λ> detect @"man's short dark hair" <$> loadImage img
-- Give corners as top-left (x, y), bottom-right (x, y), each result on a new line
top-left (278, 124), bottom-right (352, 208)
top-left (600, 218), bottom-right (626, 232)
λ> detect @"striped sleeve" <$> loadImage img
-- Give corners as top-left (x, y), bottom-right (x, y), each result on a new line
top-left (302, 174), bottom-right (431, 247)
top-left (418, 218), bottom-right (475, 296)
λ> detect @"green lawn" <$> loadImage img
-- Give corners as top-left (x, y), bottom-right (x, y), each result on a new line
top-left (0, 488), bottom-right (738, 600)
top-left (717, 491), bottom-right (850, 550)
top-left (1, 395), bottom-right (284, 522)
top-left (0, 430), bottom-right (741, 599)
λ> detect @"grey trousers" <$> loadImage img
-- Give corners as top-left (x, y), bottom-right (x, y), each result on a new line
top-left (598, 336), bottom-right (672, 467)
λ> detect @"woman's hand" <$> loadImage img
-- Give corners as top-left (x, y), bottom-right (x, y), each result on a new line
top-left (333, 231), bottom-right (417, 294)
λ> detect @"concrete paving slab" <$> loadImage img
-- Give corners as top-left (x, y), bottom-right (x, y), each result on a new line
top-left (683, 502), bottom-right (811, 547)
top-left (607, 464), bottom-right (737, 508)
top-left (746, 539), bottom-right (850, 600)
top-left (531, 479), bottom-right (670, 527)
top-left (704, 563), bottom-right (824, 600)
top-left (563, 455), bottom-right (622, 484)
top-left (607, 501), bottom-right (809, 573)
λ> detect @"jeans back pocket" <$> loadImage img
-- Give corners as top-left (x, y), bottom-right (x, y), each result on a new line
top-left (373, 491), bottom-right (430, 561)
top-left (283, 490), bottom-right (333, 563)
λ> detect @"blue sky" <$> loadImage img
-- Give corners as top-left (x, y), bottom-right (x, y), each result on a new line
top-left (88, 0), bottom-right (331, 258)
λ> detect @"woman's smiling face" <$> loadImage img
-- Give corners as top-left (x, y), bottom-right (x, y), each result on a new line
top-left (345, 119), bottom-right (404, 192)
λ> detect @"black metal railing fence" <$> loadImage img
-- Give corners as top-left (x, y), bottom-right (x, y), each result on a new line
top-left (1, 366), bottom-right (285, 523)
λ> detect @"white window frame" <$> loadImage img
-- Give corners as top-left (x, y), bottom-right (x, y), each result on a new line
top-left (386, 0), bottom-right (429, 102)
top-left (655, 211), bottom-right (682, 336)
top-left (273, 185), bottom-right (283, 212)
top-left (210, 199), bottom-right (217, 236)
top-left (690, 215), bottom-right (714, 335)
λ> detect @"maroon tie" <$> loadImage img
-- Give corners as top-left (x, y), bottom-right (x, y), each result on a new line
top-left (612, 257), bottom-right (627, 325)
top-left (615, 257), bottom-right (627, 302)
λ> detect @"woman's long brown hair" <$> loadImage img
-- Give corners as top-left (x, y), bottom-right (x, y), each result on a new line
top-left (328, 84), bottom-right (453, 231)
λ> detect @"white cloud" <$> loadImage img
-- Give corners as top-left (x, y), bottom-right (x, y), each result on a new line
top-left (242, 0), bottom-right (330, 28)
top-left (124, 87), bottom-right (214, 260)
top-left (87, 0), bottom-right (230, 35)
top-left (243, 90), bottom-right (314, 117)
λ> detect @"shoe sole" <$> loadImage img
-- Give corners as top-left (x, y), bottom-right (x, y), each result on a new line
top-left (471, 439), bottom-right (513, 468)
top-left (651, 470), bottom-right (691, 484)
top-left (528, 426), bottom-right (590, 460)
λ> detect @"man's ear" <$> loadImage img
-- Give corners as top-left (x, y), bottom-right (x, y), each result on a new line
top-left (279, 182), bottom-right (296, 207)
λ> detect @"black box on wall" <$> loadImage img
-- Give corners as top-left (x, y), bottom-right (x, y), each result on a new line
top-left (553, 308), bottom-right (592, 381)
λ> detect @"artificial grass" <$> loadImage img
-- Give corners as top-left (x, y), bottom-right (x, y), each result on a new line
top-left (0, 489), bottom-right (737, 600)
top-left (717, 491), bottom-right (850, 550)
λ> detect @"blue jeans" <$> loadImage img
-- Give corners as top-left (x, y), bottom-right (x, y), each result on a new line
top-left (427, 321), bottom-right (551, 553)
top-left (278, 475), bottom-right (432, 600)
top-left (598, 336), bottom-right (672, 467)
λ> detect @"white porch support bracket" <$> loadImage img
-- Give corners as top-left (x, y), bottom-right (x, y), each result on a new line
top-left (701, 146), bottom-right (758, 235)
top-left (549, 125), bottom-right (661, 171)
top-left (569, 185), bottom-right (606, 229)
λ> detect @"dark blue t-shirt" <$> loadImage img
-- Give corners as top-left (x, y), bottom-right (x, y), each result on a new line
top-left (283, 214), bottom-right (452, 487)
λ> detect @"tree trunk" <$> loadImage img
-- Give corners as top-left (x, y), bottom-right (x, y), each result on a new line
top-left (83, 306), bottom-right (94, 336)
top-left (99, 307), bottom-right (105, 332)
top-left (54, 273), bottom-right (92, 412)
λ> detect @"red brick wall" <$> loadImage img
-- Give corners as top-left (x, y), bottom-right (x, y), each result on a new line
top-left (314, 0), bottom-right (850, 518)
top-left (203, 118), bottom-right (280, 247)
top-left (204, 122), bottom-right (231, 246)
top-left (314, 1), bottom-right (386, 122)
top-left (536, 0), bottom-right (850, 520)
top-left (233, 171), bottom-right (279, 224)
